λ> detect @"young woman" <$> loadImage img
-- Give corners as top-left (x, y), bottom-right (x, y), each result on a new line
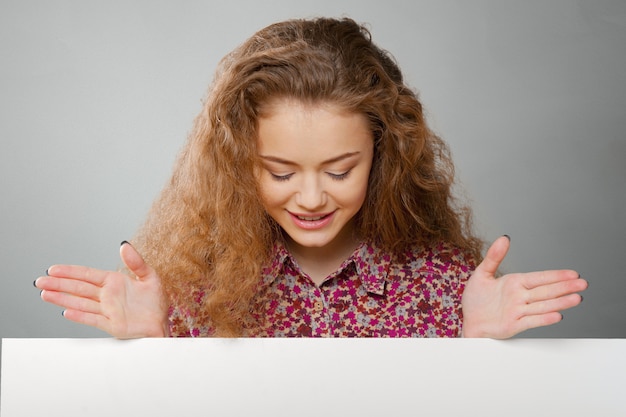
top-left (35, 17), bottom-right (587, 338)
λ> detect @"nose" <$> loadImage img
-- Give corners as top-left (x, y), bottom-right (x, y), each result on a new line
top-left (295, 174), bottom-right (327, 210)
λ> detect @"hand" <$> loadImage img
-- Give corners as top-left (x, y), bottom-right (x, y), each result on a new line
top-left (461, 235), bottom-right (588, 338)
top-left (35, 242), bottom-right (168, 338)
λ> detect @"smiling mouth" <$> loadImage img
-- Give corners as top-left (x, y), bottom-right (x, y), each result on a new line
top-left (289, 211), bottom-right (334, 230)
top-left (296, 214), bottom-right (328, 221)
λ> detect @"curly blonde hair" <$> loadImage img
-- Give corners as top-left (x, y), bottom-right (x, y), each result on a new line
top-left (132, 17), bottom-right (483, 336)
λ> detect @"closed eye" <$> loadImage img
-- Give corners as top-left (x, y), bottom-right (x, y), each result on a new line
top-left (327, 170), bottom-right (351, 181)
top-left (270, 172), bottom-right (294, 181)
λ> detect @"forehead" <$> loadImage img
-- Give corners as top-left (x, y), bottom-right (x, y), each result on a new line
top-left (258, 97), bottom-right (349, 118)
top-left (256, 99), bottom-right (373, 157)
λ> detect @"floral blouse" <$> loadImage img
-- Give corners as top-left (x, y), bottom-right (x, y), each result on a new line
top-left (168, 241), bottom-right (475, 338)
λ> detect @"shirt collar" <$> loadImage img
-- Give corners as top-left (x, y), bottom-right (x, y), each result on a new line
top-left (353, 241), bottom-right (390, 295)
top-left (261, 240), bottom-right (389, 296)
top-left (261, 240), bottom-right (291, 286)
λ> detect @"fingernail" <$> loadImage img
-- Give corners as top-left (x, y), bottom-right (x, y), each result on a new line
top-left (580, 295), bottom-right (584, 303)
top-left (503, 234), bottom-right (511, 241)
top-left (61, 310), bottom-right (65, 317)
top-left (33, 279), bottom-right (38, 288)
top-left (45, 269), bottom-right (49, 275)
top-left (120, 240), bottom-right (129, 247)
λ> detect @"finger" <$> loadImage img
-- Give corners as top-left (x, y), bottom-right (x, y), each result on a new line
top-left (521, 269), bottom-right (584, 290)
top-left (40, 289), bottom-right (101, 315)
top-left (474, 235), bottom-right (510, 278)
top-left (120, 241), bottom-right (155, 281)
top-left (523, 293), bottom-right (584, 316)
top-left (517, 311), bottom-right (564, 333)
top-left (62, 309), bottom-right (111, 334)
top-left (526, 276), bottom-right (588, 303)
top-left (45, 264), bottom-right (109, 286)
top-left (35, 276), bottom-right (100, 301)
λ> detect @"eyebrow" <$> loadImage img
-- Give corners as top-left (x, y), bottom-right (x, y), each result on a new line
top-left (259, 151), bottom-right (361, 166)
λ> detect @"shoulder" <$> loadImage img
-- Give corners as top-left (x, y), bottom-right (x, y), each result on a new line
top-left (359, 240), bottom-right (476, 278)
top-left (396, 241), bottom-right (477, 281)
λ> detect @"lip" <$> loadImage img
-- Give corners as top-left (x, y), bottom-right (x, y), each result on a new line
top-left (288, 211), bottom-right (335, 230)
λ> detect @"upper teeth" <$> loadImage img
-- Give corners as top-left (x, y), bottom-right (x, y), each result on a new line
top-left (298, 215), bottom-right (324, 221)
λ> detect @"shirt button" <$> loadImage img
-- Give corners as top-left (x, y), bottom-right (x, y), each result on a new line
top-left (314, 301), bottom-right (324, 311)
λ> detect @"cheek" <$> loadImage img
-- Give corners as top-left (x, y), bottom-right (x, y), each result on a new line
top-left (257, 176), bottom-right (289, 208)
top-left (333, 179), bottom-right (369, 209)
top-left (255, 173), bottom-right (271, 207)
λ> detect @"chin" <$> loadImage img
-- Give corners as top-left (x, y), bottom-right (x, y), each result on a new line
top-left (288, 232), bottom-right (336, 249)
top-left (293, 238), bottom-right (333, 248)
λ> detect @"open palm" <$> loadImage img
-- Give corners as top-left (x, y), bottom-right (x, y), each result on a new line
top-left (36, 242), bottom-right (168, 338)
top-left (462, 236), bottom-right (588, 338)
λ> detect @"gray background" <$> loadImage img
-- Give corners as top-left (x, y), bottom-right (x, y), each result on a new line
top-left (1, 0), bottom-right (624, 340)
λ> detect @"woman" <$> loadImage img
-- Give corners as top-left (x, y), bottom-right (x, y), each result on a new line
top-left (35, 17), bottom-right (587, 338)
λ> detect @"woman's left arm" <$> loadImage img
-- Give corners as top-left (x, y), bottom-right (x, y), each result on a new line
top-left (461, 235), bottom-right (588, 338)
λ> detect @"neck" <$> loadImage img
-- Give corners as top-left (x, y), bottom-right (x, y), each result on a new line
top-left (285, 224), bottom-right (360, 286)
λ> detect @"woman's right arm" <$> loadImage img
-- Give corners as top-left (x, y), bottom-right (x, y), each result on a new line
top-left (34, 242), bottom-right (169, 338)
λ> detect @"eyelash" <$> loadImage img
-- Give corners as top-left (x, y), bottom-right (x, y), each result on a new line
top-left (270, 173), bottom-right (293, 182)
top-left (328, 170), bottom-right (351, 181)
top-left (269, 170), bottom-right (351, 182)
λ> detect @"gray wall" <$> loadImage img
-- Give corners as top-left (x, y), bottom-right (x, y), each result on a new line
top-left (1, 1), bottom-right (624, 339)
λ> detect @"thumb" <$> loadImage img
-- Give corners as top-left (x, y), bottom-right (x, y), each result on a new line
top-left (120, 241), bottom-right (155, 280)
top-left (475, 235), bottom-right (510, 279)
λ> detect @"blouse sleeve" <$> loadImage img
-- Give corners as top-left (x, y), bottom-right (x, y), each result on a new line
top-left (421, 243), bottom-right (476, 337)
top-left (440, 246), bottom-right (476, 337)
top-left (167, 289), bottom-right (214, 337)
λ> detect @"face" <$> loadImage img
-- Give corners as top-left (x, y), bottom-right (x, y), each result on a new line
top-left (256, 99), bottom-right (374, 258)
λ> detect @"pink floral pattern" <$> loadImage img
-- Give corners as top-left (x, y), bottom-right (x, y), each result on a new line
top-left (168, 241), bottom-right (475, 338)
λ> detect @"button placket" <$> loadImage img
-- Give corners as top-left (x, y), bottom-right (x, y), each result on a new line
top-left (310, 287), bottom-right (332, 336)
